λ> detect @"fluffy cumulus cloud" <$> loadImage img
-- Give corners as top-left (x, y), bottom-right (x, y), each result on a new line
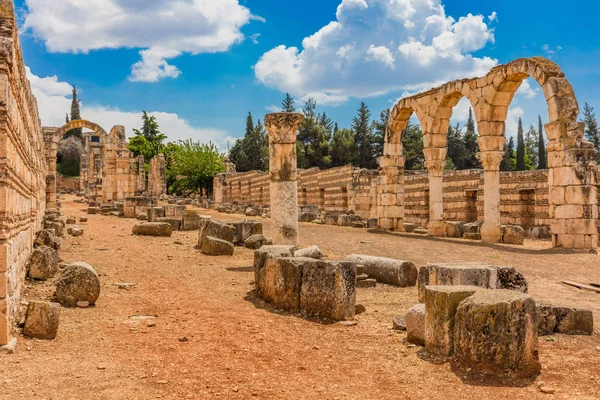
top-left (27, 68), bottom-right (234, 149)
top-left (254, 0), bottom-right (498, 105)
top-left (22, 0), bottom-right (260, 82)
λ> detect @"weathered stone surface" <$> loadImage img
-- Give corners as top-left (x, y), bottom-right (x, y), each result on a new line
top-left (44, 221), bottom-right (64, 237)
top-left (201, 236), bottom-right (235, 256)
top-left (502, 225), bottom-right (525, 245)
top-left (23, 301), bottom-right (61, 340)
top-left (244, 234), bottom-right (269, 250)
top-left (45, 209), bottom-right (61, 221)
top-left (66, 217), bottom-right (76, 225)
top-left (406, 303), bottom-right (425, 346)
top-left (294, 246), bottom-right (323, 259)
top-left (392, 315), bottom-right (406, 331)
top-left (155, 217), bottom-right (182, 231)
top-left (300, 259), bottom-right (356, 321)
top-left (79, 216), bottom-right (88, 223)
top-left (367, 218), bottom-right (378, 229)
top-left (445, 221), bottom-right (463, 238)
top-left (461, 222), bottom-right (480, 234)
top-left (414, 228), bottom-right (428, 235)
top-left (232, 220), bottom-right (263, 244)
top-left (67, 225), bottom-right (84, 237)
top-left (87, 207), bottom-right (100, 215)
top-left (261, 257), bottom-right (304, 312)
top-left (27, 246), bottom-right (59, 280)
top-left (554, 306), bottom-right (593, 335)
top-left (496, 267), bottom-right (528, 292)
top-left (56, 262), bottom-right (101, 307)
top-left (147, 207), bottom-right (166, 222)
top-left (253, 245), bottom-right (297, 293)
top-left (137, 214), bottom-right (148, 221)
top-left (463, 232), bottom-right (482, 240)
top-left (424, 285), bottom-right (479, 356)
top-left (454, 290), bottom-right (541, 378)
top-left (34, 230), bottom-right (61, 251)
top-left (132, 222), bottom-right (173, 237)
top-left (345, 255), bottom-right (417, 287)
top-left (182, 210), bottom-right (202, 231)
top-left (164, 205), bottom-right (186, 217)
top-left (403, 223), bottom-right (417, 233)
top-left (299, 212), bottom-right (318, 223)
top-left (198, 220), bottom-right (235, 247)
top-left (530, 226), bottom-right (551, 239)
top-left (536, 303), bottom-right (557, 336)
top-left (356, 278), bottom-right (377, 288)
top-left (245, 207), bottom-right (259, 217)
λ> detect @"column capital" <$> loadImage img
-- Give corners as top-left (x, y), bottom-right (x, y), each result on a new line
top-left (265, 113), bottom-right (304, 144)
top-left (425, 160), bottom-right (445, 177)
top-left (477, 151), bottom-right (503, 171)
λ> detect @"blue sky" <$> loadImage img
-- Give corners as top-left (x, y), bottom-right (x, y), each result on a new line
top-left (15, 0), bottom-right (600, 148)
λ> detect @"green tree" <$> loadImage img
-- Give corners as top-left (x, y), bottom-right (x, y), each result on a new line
top-left (516, 118), bottom-right (526, 171)
top-left (501, 136), bottom-right (515, 171)
top-left (352, 102), bottom-right (377, 169)
top-left (582, 102), bottom-right (600, 162)
top-left (372, 109), bottom-right (390, 158)
top-left (127, 135), bottom-right (157, 161)
top-left (168, 140), bottom-right (226, 195)
top-left (130, 111), bottom-right (167, 158)
top-left (402, 122), bottom-right (424, 170)
top-left (228, 139), bottom-right (249, 172)
top-left (463, 108), bottom-right (480, 168)
top-left (228, 113), bottom-right (268, 172)
top-left (447, 122), bottom-right (467, 170)
top-left (64, 86), bottom-right (83, 140)
top-left (318, 112), bottom-right (334, 136)
top-left (297, 98), bottom-right (331, 169)
top-left (57, 136), bottom-right (83, 176)
top-left (331, 128), bottom-right (358, 166)
top-left (538, 115), bottom-right (547, 169)
top-left (525, 124), bottom-right (539, 169)
top-left (282, 93), bottom-right (295, 113)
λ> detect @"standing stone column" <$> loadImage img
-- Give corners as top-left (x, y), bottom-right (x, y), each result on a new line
top-left (425, 159), bottom-right (446, 236)
top-left (265, 112), bottom-right (304, 245)
top-left (477, 151), bottom-right (504, 243)
top-left (43, 131), bottom-right (59, 209)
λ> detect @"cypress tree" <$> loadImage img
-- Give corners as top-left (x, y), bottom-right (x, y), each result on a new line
top-left (463, 108), bottom-right (480, 168)
top-left (538, 115), bottom-right (547, 169)
top-left (516, 118), bottom-right (526, 171)
top-left (582, 103), bottom-right (600, 162)
top-left (372, 109), bottom-right (390, 158)
top-left (447, 122), bottom-right (467, 170)
top-left (245, 112), bottom-right (254, 137)
top-left (352, 102), bottom-right (376, 169)
top-left (501, 136), bottom-right (515, 171)
top-left (67, 86), bottom-right (83, 140)
top-left (282, 93), bottom-right (295, 113)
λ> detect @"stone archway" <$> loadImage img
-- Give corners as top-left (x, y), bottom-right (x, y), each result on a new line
top-left (382, 57), bottom-right (598, 251)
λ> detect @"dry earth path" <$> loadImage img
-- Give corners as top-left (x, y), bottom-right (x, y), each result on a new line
top-left (0, 196), bottom-right (599, 399)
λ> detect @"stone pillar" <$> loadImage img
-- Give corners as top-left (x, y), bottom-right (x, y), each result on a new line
top-left (425, 159), bottom-right (446, 236)
top-left (43, 131), bottom-right (58, 209)
top-left (477, 151), bottom-right (504, 243)
top-left (264, 112), bottom-right (304, 245)
top-left (547, 122), bottom-right (598, 250)
top-left (378, 138), bottom-right (405, 231)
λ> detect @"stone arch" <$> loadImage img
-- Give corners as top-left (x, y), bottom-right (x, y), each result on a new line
top-left (54, 119), bottom-right (108, 141)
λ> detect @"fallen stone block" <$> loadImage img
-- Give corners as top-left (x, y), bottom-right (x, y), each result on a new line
top-left (406, 303), bottom-right (425, 346)
top-left (66, 217), bottom-right (76, 225)
top-left (530, 226), bottom-right (551, 239)
top-left (463, 232), bottom-right (482, 240)
top-left (27, 246), bottom-right (59, 280)
top-left (245, 207), bottom-right (259, 217)
top-left (44, 221), bottom-right (64, 237)
top-left (445, 221), bottom-right (463, 238)
top-left (253, 245), bottom-right (297, 294)
top-left (232, 220), bottom-right (263, 244)
top-left (147, 207), bottom-right (166, 222)
top-left (67, 226), bottom-right (84, 237)
top-left (79, 216), bottom-right (88, 223)
top-left (261, 257), bottom-right (304, 312)
top-left (502, 225), bottom-right (525, 245)
top-left (554, 306), bottom-right (593, 335)
top-left (132, 222), bottom-right (173, 237)
top-left (198, 220), bottom-right (235, 247)
top-left (356, 278), bottom-right (376, 288)
top-left (45, 209), bottom-right (61, 221)
top-left (299, 212), bottom-right (318, 223)
top-left (300, 259), bottom-right (356, 321)
top-left (414, 228), bottom-right (428, 235)
top-left (155, 217), bottom-right (182, 231)
top-left (23, 301), bottom-right (61, 340)
top-left (182, 210), bottom-right (202, 231)
top-left (294, 246), bottom-right (323, 259)
top-left (87, 207), bottom-right (100, 215)
top-left (536, 303), bottom-right (557, 336)
top-left (34, 230), bottom-right (61, 251)
top-left (201, 236), bottom-right (235, 256)
top-left (244, 234), bottom-right (270, 250)
top-left (454, 289), bottom-right (541, 378)
top-left (424, 285), bottom-right (479, 356)
top-left (56, 262), bottom-right (101, 307)
top-left (137, 214), bottom-right (148, 221)
top-left (392, 315), bottom-right (406, 331)
top-left (417, 263), bottom-right (528, 302)
top-left (345, 254), bottom-right (417, 287)
top-left (461, 222), bottom-right (480, 234)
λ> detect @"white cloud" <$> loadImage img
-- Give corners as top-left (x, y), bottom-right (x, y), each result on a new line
top-left (249, 33), bottom-right (261, 45)
top-left (542, 44), bottom-right (561, 58)
top-left (516, 79), bottom-right (539, 99)
top-left (506, 106), bottom-right (525, 139)
top-left (265, 105), bottom-right (281, 113)
top-left (254, 0), bottom-right (497, 105)
top-left (28, 68), bottom-right (232, 149)
top-left (23, 0), bottom-right (261, 82)
top-left (488, 11), bottom-right (497, 22)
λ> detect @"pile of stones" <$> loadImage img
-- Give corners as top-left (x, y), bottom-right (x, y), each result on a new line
top-left (197, 218), bottom-right (267, 256)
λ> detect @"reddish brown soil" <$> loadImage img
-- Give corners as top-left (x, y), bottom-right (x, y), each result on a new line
top-left (1, 195), bottom-right (599, 399)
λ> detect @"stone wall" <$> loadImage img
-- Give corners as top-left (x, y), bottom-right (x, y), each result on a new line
top-left (148, 154), bottom-right (167, 197)
top-left (0, 0), bottom-right (47, 344)
top-left (214, 166), bottom-right (378, 219)
top-left (57, 175), bottom-right (81, 192)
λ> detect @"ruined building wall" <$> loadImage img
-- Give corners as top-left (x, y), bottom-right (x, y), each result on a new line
top-left (0, 0), bottom-right (47, 344)
top-left (148, 154), bottom-right (167, 197)
top-left (56, 175), bottom-right (81, 192)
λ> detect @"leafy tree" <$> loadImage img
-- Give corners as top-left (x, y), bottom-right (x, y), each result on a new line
top-left (463, 108), bottom-right (480, 168)
top-left (130, 111), bottom-right (167, 158)
top-left (538, 115), bottom-right (547, 169)
top-left (282, 93), bottom-right (295, 113)
top-left (296, 142), bottom-right (309, 169)
top-left (57, 136), bottom-right (83, 176)
top-left (168, 140), bottom-right (226, 195)
top-left (525, 124), bottom-right (539, 169)
top-left (516, 118), bottom-right (526, 171)
top-left (334, 122), bottom-right (339, 133)
top-left (582, 102), bottom-right (600, 162)
top-left (352, 102), bottom-right (377, 169)
top-left (447, 122), bottom-right (467, 170)
top-left (402, 121), bottom-right (424, 170)
top-left (501, 136), bottom-right (515, 171)
top-left (331, 128), bottom-right (358, 166)
top-left (296, 98), bottom-right (331, 169)
top-left (372, 109), bottom-right (390, 158)
top-left (127, 135), bottom-right (157, 161)
top-left (228, 113), bottom-right (268, 172)
top-left (228, 139), bottom-right (249, 171)
top-left (64, 86), bottom-right (83, 140)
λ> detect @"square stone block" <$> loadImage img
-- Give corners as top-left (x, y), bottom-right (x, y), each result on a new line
top-left (262, 257), bottom-right (304, 312)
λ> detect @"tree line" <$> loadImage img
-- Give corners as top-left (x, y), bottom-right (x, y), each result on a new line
top-left (230, 94), bottom-right (600, 173)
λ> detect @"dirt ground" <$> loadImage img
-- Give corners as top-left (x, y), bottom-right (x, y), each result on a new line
top-left (1, 195), bottom-right (599, 399)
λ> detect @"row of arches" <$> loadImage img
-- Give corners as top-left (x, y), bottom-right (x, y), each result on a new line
top-left (380, 57), bottom-right (598, 250)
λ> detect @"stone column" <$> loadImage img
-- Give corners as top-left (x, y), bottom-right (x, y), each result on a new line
top-left (265, 112), bottom-right (304, 245)
top-left (477, 151), bottom-right (504, 243)
top-left (425, 159), bottom-right (446, 236)
top-left (378, 138), bottom-right (405, 231)
top-left (43, 131), bottom-right (58, 209)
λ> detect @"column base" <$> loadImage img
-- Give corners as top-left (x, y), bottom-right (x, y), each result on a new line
top-left (427, 221), bottom-right (446, 237)
top-left (481, 223), bottom-right (503, 243)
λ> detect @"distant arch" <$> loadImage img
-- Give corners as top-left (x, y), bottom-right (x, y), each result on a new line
top-left (54, 119), bottom-right (108, 141)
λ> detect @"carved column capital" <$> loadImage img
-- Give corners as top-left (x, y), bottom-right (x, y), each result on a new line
top-left (265, 113), bottom-right (304, 144)
top-left (477, 151), bottom-right (503, 171)
top-left (425, 160), bottom-right (445, 177)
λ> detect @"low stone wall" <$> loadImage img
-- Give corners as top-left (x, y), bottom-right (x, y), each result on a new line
top-left (57, 175), bottom-right (81, 192)
top-left (0, 0), bottom-right (48, 344)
